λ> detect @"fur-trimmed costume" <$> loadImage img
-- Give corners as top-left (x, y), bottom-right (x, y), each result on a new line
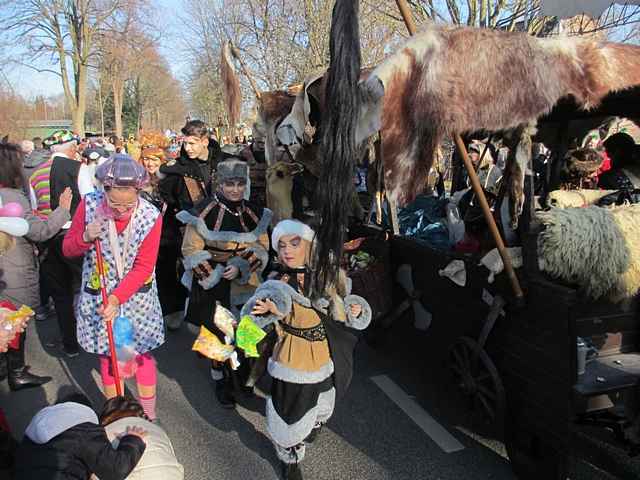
top-left (240, 270), bottom-right (371, 465)
top-left (178, 195), bottom-right (272, 326)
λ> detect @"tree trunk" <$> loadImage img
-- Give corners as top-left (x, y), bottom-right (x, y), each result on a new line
top-left (113, 80), bottom-right (124, 139)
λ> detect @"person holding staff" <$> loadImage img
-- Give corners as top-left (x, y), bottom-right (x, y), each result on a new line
top-left (63, 154), bottom-right (164, 420)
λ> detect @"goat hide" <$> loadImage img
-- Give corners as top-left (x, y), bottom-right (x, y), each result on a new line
top-left (361, 23), bottom-right (640, 205)
top-left (537, 204), bottom-right (640, 301)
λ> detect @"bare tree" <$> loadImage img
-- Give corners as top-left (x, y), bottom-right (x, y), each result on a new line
top-left (2, 0), bottom-right (123, 136)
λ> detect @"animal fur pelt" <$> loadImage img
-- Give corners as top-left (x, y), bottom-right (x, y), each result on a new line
top-left (547, 189), bottom-right (618, 208)
top-left (220, 41), bottom-right (242, 127)
top-left (360, 24), bottom-right (640, 205)
top-left (313, 0), bottom-right (361, 295)
top-left (537, 204), bottom-right (640, 301)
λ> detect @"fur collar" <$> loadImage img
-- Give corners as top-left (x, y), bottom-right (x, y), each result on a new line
top-left (176, 206), bottom-right (272, 244)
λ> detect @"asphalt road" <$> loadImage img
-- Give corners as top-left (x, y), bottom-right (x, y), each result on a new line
top-left (0, 309), bottom-right (629, 479)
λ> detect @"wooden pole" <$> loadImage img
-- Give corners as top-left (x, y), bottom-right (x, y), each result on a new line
top-left (228, 42), bottom-right (262, 100)
top-left (394, 0), bottom-right (524, 301)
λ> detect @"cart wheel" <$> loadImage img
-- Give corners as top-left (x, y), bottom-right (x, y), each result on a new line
top-left (448, 336), bottom-right (505, 429)
top-left (504, 404), bottom-right (568, 480)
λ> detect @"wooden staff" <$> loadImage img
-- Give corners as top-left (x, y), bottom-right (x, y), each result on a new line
top-left (394, 0), bottom-right (524, 301)
top-left (95, 240), bottom-right (123, 397)
top-left (228, 42), bottom-right (262, 100)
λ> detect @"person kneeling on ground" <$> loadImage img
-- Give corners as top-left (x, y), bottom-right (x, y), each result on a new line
top-left (14, 393), bottom-right (146, 480)
top-left (97, 396), bottom-right (184, 480)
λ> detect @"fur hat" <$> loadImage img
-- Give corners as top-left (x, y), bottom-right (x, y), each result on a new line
top-left (271, 219), bottom-right (315, 248)
top-left (217, 159), bottom-right (248, 183)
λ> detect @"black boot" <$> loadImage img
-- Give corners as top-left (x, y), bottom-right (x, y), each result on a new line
top-left (214, 367), bottom-right (235, 409)
top-left (304, 424), bottom-right (323, 444)
top-left (7, 335), bottom-right (51, 391)
top-left (281, 461), bottom-right (303, 480)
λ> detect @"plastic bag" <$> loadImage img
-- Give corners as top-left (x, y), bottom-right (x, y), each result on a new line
top-left (213, 302), bottom-right (236, 342)
top-left (236, 316), bottom-right (267, 358)
top-left (113, 316), bottom-right (138, 377)
top-left (192, 326), bottom-right (235, 362)
top-left (446, 203), bottom-right (465, 245)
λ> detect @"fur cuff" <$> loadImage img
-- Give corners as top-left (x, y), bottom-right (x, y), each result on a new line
top-left (199, 264), bottom-right (224, 290)
top-left (227, 256), bottom-right (251, 285)
top-left (344, 294), bottom-right (372, 330)
top-left (240, 280), bottom-right (292, 329)
top-left (182, 250), bottom-right (212, 270)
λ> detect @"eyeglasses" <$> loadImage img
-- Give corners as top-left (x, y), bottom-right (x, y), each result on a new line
top-left (106, 196), bottom-right (138, 210)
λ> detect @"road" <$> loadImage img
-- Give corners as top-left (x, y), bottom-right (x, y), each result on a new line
top-left (0, 309), bottom-right (620, 479)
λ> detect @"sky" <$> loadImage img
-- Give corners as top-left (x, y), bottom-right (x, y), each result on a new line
top-left (2, 0), bottom-right (185, 99)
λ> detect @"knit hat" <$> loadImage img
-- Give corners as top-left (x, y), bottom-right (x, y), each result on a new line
top-left (96, 153), bottom-right (149, 189)
top-left (0, 197), bottom-right (29, 237)
top-left (271, 219), bottom-right (315, 248)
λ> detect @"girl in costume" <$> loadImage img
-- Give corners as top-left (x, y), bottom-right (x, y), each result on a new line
top-left (241, 219), bottom-right (371, 480)
top-left (63, 154), bottom-right (164, 420)
top-left (178, 158), bottom-right (272, 408)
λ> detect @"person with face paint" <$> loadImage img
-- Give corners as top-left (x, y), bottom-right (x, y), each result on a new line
top-left (139, 143), bottom-right (189, 338)
top-left (62, 154), bottom-right (164, 420)
top-left (178, 158), bottom-right (272, 408)
top-left (240, 220), bottom-right (372, 480)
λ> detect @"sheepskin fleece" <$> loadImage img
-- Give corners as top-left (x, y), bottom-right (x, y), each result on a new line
top-left (537, 204), bottom-right (640, 301)
top-left (547, 189), bottom-right (617, 209)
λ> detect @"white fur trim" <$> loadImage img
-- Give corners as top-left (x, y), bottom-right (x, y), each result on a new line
top-left (271, 219), bottom-right (315, 249)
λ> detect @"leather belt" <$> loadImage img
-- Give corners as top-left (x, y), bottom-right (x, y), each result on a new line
top-left (279, 322), bottom-right (327, 342)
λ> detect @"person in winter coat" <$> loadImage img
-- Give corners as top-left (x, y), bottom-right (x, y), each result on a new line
top-left (14, 393), bottom-right (146, 480)
top-left (241, 220), bottom-right (372, 480)
top-left (63, 154), bottom-right (164, 420)
top-left (179, 158), bottom-right (271, 408)
top-left (157, 120), bottom-right (219, 331)
top-left (0, 143), bottom-right (73, 390)
top-left (98, 396), bottom-right (184, 480)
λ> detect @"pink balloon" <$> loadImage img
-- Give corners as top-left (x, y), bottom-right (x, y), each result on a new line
top-left (0, 202), bottom-right (24, 218)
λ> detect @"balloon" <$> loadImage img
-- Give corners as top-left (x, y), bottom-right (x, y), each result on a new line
top-left (0, 202), bottom-right (24, 218)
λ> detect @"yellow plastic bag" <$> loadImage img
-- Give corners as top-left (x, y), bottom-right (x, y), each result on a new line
top-left (236, 316), bottom-right (267, 358)
top-left (192, 326), bottom-right (235, 361)
top-left (1, 305), bottom-right (34, 324)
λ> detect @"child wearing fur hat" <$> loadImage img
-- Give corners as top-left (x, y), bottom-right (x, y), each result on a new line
top-left (240, 219), bottom-right (371, 480)
top-left (178, 158), bottom-right (272, 408)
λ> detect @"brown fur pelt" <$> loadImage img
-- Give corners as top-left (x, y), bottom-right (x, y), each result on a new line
top-left (537, 204), bottom-right (640, 302)
top-left (359, 24), bottom-right (640, 206)
top-left (220, 42), bottom-right (242, 127)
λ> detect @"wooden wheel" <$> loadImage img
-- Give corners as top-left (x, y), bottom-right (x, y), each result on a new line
top-left (448, 336), bottom-right (505, 429)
